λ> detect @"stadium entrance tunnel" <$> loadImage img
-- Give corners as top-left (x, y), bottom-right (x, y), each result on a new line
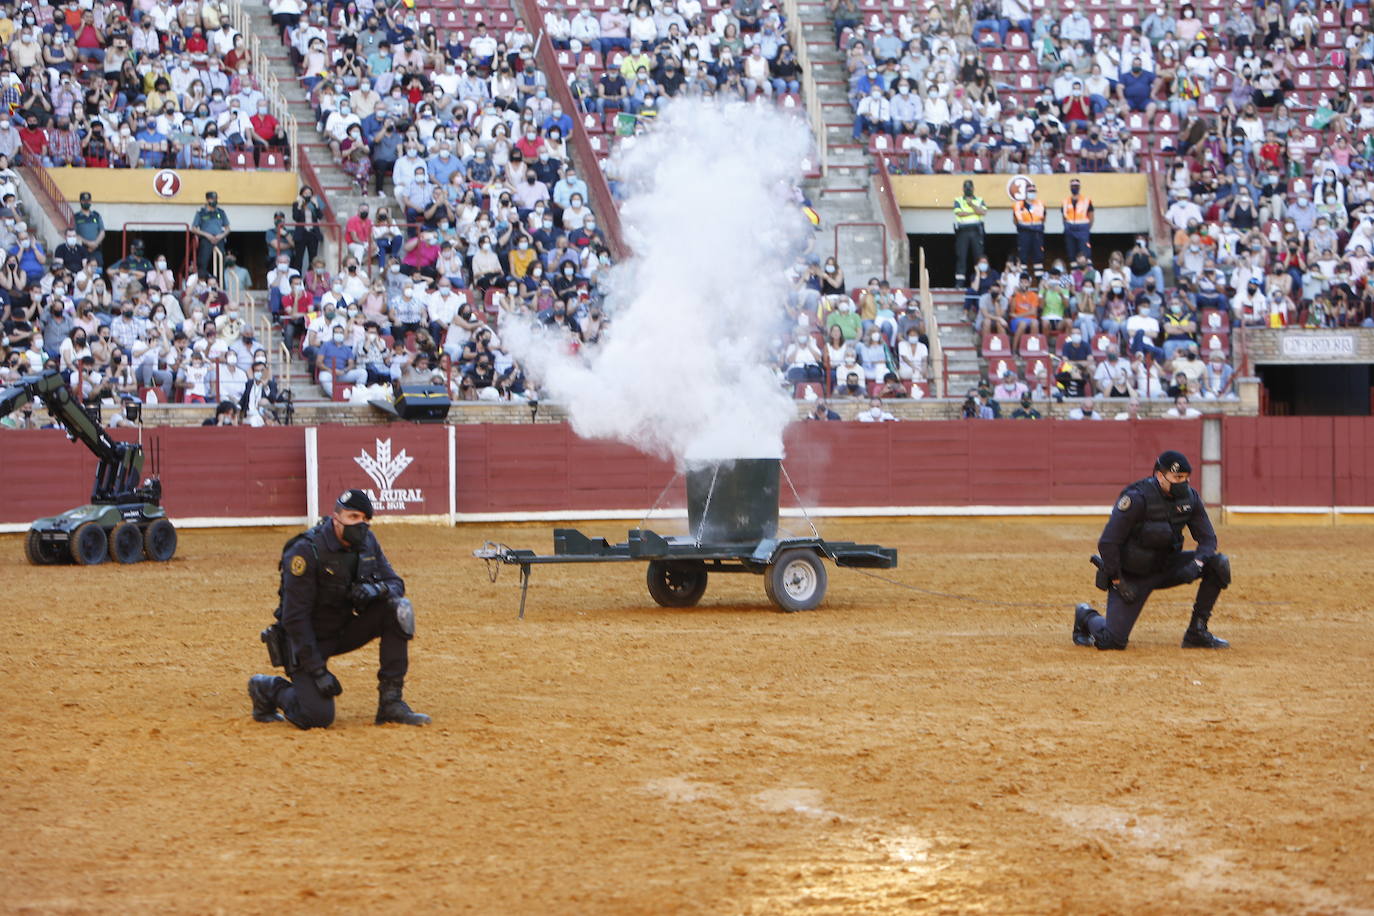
top-left (1259, 363), bottom-right (1373, 416)
top-left (908, 233), bottom-right (1141, 287)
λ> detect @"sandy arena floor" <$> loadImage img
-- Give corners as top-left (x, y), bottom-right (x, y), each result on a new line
top-left (2, 517), bottom-right (1372, 915)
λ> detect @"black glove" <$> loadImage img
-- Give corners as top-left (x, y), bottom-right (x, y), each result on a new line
top-left (1180, 557), bottom-right (1204, 584)
top-left (349, 581), bottom-right (389, 606)
top-left (310, 668), bottom-right (342, 698)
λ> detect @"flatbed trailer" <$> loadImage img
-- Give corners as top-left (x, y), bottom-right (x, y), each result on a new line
top-left (475, 526), bottom-right (898, 617)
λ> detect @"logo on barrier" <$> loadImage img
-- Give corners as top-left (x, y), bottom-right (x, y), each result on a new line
top-left (353, 438), bottom-right (424, 511)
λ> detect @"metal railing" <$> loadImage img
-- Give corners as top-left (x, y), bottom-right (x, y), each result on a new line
top-left (872, 153), bottom-right (908, 279)
top-left (782, 0), bottom-right (828, 176)
top-left (226, 0), bottom-right (298, 169)
top-left (119, 222), bottom-right (193, 281)
top-left (917, 247), bottom-right (944, 398)
top-left (19, 163), bottom-right (74, 236)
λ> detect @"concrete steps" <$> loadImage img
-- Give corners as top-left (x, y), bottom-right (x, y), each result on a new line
top-left (799, 7), bottom-right (890, 283)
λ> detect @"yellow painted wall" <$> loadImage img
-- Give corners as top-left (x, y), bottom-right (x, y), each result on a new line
top-left (894, 173), bottom-right (1149, 210)
top-left (48, 168), bottom-right (299, 206)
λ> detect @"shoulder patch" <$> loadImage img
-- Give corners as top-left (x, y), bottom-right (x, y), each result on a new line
top-left (1116, 494), bottom-right (1132, 512)
top-left (290, 554), bottom-right (308, 577)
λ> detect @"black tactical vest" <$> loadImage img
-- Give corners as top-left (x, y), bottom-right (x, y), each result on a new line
top-left (1120, 477), bottom-right (1194, 575)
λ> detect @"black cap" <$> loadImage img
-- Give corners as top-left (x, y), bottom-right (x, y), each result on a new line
top-left (79, 191), bottom-right (92, 201)
top-left (335, 488), bottom-right (374, 518)
top-left (1154, 450), bottom-right (1192, 475)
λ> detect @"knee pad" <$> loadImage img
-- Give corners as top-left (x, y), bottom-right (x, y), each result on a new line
top-left (1204, 553), bottom-right (1231, 589)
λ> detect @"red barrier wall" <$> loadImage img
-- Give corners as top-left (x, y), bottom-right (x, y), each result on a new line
top-left (456, 421), bottom-right (1205, 512)
top-left (1223, 416), bottom-right (1374, 507)
top-left (4, 417), bottom-right (1368, 527)
top-left (0, 426), bottom-right (306, 524)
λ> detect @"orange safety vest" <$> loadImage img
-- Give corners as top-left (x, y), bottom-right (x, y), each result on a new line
top-left (1063, 195), bottom-right (1093, 226)
top-left (1013, 199), bottom-right (1045, 228)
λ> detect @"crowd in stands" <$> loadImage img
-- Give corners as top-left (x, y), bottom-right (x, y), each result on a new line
top-left (0, 0), bottom-right (290, 170)
top-left (0, 192), bottom-right (295, 428)
top-left (825, 0), bottom-right (1374, 414)
top-left (272, 0), bottom-right (815, 402)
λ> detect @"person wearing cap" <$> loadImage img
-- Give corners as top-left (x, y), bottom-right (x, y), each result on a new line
top-left (1061, 177), bottom-right (1094, 263)
top-left (952, 179), bottom-right (988, 287)
top-left (191, 190), bottom-right (231, 278)
top-left (1074, 450), bottom-right (1231, 650)
top-left (249, 488), bottom-right (429, 729)
top-left (73, 192), bottom-right (107, 264)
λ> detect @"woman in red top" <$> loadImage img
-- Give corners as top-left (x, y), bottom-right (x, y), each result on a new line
top-left (279, 275), bottom-right (314, 354)
top-left (184, 27), bottom-right (209, 56)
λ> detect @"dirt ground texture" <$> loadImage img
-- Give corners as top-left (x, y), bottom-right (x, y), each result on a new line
top-left (2, 516), bottom-right (1372, 915)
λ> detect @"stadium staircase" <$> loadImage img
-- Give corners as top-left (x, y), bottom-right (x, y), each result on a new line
top-left (238, 0), bottom-right (374, 406)
top-left (795, 0), bottom-right (891, 284)
top-left (930, 287), bottom-right (982, 396)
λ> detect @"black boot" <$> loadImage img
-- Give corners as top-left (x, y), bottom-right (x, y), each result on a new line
top-left (1181, 611), bottom-right (1230, 649)
top-left (248, 674), bottom-right (288, 722)
top-left (1073, 603), bottom-right (1098, 647)
top-left (376, 679), bottom-right (430, 726)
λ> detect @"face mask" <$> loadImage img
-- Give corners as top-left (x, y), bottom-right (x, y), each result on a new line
top-left (226, 354), bottom-right (238, 366)
top-left (1168, 480), bottom-right (1189, 499)
top-left (340, 520), bottom-right (370, 548)
top-left (333, 332), bottom-right (345, 343)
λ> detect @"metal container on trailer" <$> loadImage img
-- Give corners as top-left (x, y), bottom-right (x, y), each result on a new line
top-left (686, 458), bottom-right (780, 544)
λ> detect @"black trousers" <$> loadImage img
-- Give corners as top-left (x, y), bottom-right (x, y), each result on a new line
top-left (1088, 551), bottom-right (1223, 649)
top-left (293, 231), bottom-right (321, 273)
top-left (1017, 226), bottom-right (1044, 270)
top-left (954, 224), bottom-right (983, 284)
top-left (278, 598), bottom-right (410, 729)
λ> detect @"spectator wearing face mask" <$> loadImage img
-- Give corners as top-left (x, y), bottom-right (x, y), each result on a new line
top-left (825, 295), bottom-right (862, 341)
top-left (214, 349), bottom-right (249, 402)
top-left (1066, 396), bottom-right (1102, 420)
top-left (316, 324), bottom-right (366, 397)
top-left (858, 396), bottom-right (897, 422)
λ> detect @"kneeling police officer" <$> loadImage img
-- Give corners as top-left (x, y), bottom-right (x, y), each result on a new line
top-left (249, 489), bottom-right (429, 728)
top-left (1074, 450), bottom-right (1231, 650)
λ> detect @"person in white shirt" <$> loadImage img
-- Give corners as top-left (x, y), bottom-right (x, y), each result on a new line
top-left (1093, 349), bottom-right (1132, 397)
top-left (897, 329), bottom-right (928, 381)
top-left (1067, 396), bottom-right (1105, 419)
top-left (630, 7), bottom-right (659, 46)
top-left (1112, 395), bottom-right (1142, 420)
top-left (571, 8), bottom-right (601, 50)
top-left (1163, 394), bottom-right (1202, 418)
top-left (1166, 195), bottom-right (1204, 231)
top-left (545, 10), bottom-right (573, 47)
top-left (857, 397), bottom-right (897, 422)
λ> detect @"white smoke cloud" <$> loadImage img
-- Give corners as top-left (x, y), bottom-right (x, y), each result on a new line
top-left (503, 99), bottom-right (813, 468)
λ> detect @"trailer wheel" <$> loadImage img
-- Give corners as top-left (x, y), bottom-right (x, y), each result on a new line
top-left (143, 518), bottom-right (178, 563)
top-left (646, 560), bottom-right (708, 608)
top-left (766, 549), bottom-right (827, 613)
top-left (69, 522), bottom-right (108, 566)
top-left (25, 529), bottom-right (59, 565)
top-left (110, 522), bottom-right (145, 564)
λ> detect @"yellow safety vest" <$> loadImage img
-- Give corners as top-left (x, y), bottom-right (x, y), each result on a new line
top-left (953, 196), bottom-right (985, 227)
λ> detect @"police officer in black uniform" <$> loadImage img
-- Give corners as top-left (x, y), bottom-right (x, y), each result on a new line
top-left (248, 489), bottom-right (429, 728)
top-left (1073, 450), bottom-right (1232, 650)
